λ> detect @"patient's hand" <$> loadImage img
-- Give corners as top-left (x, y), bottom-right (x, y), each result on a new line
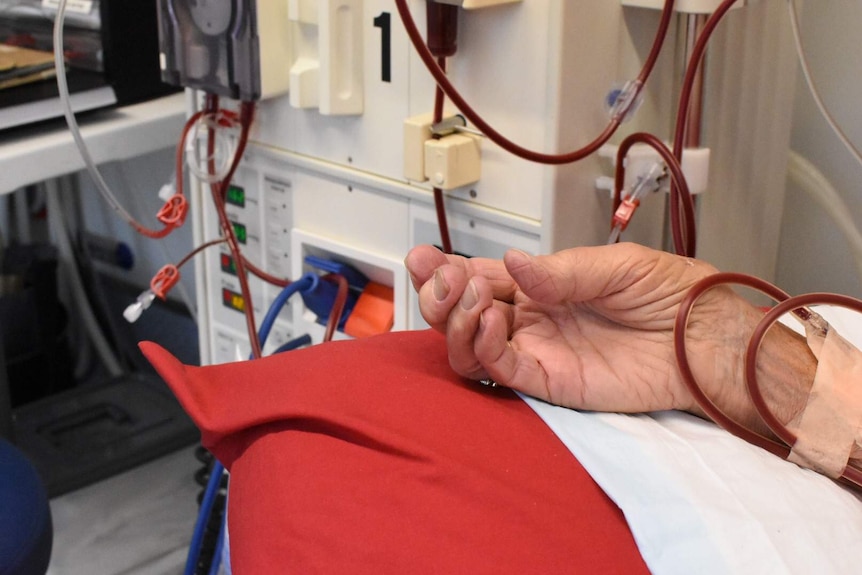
top-left (405, 242), bottom-right (815, 429)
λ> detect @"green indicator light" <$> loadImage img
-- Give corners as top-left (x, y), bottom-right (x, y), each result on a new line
top-left (231, 221), bottom-right (247, 244)
top-left (226, 185), bottom-right (246, 208)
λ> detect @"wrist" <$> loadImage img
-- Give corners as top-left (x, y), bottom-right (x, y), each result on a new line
top-left (683, 287), bottom-right (817, 439)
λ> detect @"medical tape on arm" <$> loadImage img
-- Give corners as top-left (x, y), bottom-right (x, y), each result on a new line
top-left (786, 323), bottom-right (862, 478)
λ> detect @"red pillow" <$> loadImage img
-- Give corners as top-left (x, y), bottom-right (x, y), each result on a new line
top-left (141, 329), bottom-right (647, 574)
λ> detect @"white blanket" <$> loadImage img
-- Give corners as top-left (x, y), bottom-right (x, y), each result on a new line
top-left (522, 307), bottom-right (862, 574)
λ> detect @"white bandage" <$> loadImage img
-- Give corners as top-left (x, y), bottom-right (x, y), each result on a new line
top-left (787, 322), bottom-right (862, 478)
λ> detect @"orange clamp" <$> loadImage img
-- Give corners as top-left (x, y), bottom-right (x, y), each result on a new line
top-left (612, 198), bottom-right (640, 232)
top-left (157, 195), bottom-right (189, 228)
top-left (150, 264), bottom-right (180, 300)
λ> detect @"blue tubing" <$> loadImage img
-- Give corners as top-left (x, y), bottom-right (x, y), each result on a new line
top-left (257, 274), bottom-right (316, 349)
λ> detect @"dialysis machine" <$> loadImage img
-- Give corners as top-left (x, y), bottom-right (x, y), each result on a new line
top-left (157, 0), bottom-right (798, 365)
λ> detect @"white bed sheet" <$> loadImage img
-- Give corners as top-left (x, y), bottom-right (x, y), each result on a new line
top-left (522, 306), bottom-right (862, 574)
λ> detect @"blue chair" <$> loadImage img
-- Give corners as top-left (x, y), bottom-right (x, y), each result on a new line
top-left (0, 439), bottom-right (52, 575)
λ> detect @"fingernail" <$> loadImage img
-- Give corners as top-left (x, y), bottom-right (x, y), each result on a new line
top-left (461, 279), bottom-right (479, 310)
top-left (506, 248), bottom-right (532, 265)
top-left (432, 269), bottom-right (449, 302)
top-left (406, 268), bottom-right (419, 287)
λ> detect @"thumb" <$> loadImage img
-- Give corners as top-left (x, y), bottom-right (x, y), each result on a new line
top-left (503, 243), bottom-right (658, 305)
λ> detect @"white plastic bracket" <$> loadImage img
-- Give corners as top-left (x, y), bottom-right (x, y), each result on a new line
top-left (288, 0), bottom-right (364, 115)
top-left (596, 144), bottom-right (711, 196)
top-left (620, 0), bottom-right (747, 14)
top-left (424, 134), bottom-right (482, 190)
top-left (433, 0), bottom-right (522, 9)
top-left (403, 113), bottom-right (435, 183)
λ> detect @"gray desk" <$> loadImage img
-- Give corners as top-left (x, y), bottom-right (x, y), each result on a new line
top-left (0, 92), bottom-right (187, 195)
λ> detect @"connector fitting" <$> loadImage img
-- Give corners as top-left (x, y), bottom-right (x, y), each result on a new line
top-left (606, 80), bottom-right (644, 123)
top-left (630, 161), bottom-right (668, 198)
top-left (123, 290), bottom-right (157, 323)
top-left (300, 256), bottom-right (394, 338)
top-left (431, 115), bottom-right (468, 137)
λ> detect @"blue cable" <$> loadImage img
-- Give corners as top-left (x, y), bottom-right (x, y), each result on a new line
top-left (184, 459), bottom-right (224, 575)
top-left (256, 274), bottom-right (317, 349)
top-left (273, 334), bottom-right (313, 354)
top-left (185, 274), bottom-right (319, 575)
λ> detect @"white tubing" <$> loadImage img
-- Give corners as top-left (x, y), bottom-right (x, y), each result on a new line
top-left (786, 150), bottom-right (862, 284)
top-left (45, 179), bottom-right (123, 377)
top-left (53, 0), bottom-right (140, 229)
top-left (0, 194), bottom-right (9, 250)
top-left (788, 0), bottom-right (862, 170)
top-left (13, 188), bottom-right (31, 244)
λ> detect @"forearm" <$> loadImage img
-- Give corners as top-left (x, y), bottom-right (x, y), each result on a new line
top-left (745, 317), bottom-right (817, 439)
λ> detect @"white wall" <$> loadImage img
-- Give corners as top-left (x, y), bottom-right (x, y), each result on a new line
top-left (776, 0), bottom-right (862, 298)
